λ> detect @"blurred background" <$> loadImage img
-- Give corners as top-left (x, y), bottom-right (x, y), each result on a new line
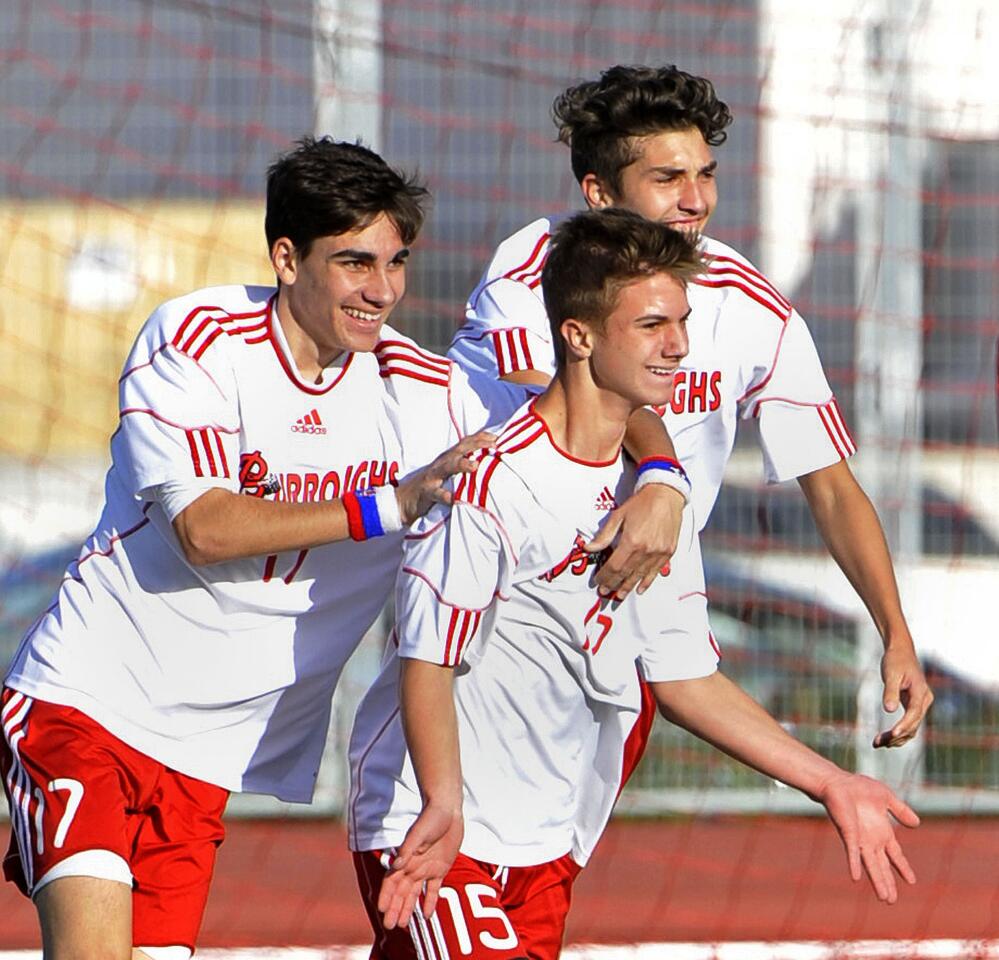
top-left (0, 0), bottom-right (997, 952)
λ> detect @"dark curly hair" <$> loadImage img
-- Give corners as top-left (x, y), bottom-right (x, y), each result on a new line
top-left (265, 136), bottom-right (429, 259)
top-left (542, 208), bottom-right (706, 365)
top-left (552, 65), bottom-right (733, 194)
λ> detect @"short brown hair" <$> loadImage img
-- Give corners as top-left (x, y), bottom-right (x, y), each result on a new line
top-left (542, 209), bottom-right (706, 364)
top-left (265, 137), bottom-right (429, 259)
top-left (553, 64), bottom-right (732, 195)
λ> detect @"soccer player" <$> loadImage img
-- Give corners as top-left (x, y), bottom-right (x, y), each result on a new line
top-left (449, 65), bottom-right (933, 748)
top-left (349, 210), bottom-right (918, 960)
top-left (0, 137), bottom-right (525, 960)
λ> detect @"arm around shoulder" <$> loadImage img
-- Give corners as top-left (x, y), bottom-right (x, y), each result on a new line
top-left (170, 429), bottom-right (497, 566)
top-left (587, 406), bottom-right (686, 598)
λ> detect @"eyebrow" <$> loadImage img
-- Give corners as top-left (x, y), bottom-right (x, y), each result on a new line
top-left (638, 307), bottom-right (692, 323)
top-left (649, 160), bottom-right (717, 176)
top-left (329, 247), bottom-right (411, 262)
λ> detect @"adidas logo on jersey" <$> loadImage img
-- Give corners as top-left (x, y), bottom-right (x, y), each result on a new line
top-left (291, 409), bottom-right (327, 435)
top-left (595, 487), bottom-right (617, 511)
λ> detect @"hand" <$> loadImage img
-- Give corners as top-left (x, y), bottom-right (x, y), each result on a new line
top-left (585, 483), bottom-right (685, 599)
top-left (395, 431), bottom-right (496, 526)
top-left (873, 642), bottom-right (934, 748)
top-left (817, 772), bottom-right (919, 903)
top-left (378, 802), bottom-right (464, 930)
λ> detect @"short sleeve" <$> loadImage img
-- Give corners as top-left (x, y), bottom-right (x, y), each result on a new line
top-left (739, 310), bottom-right (857, 483)
top-left (395, 459), bottom-right (529, 667)
top-left (112, 307), bottom-right (241, 500)
top-left (447, 363), bottom-right (533, 438)
top-left (462, 279), bottom-right (557, 379)
top-left (634, 511), bottom-right (719, 682)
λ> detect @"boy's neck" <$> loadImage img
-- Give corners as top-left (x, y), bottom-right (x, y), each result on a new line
top-left (533, 370), bottom-right (633, 463)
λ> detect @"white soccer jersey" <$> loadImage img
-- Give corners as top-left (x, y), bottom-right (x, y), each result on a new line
top-left (347, 402), bottom-right (717, 867)
top-left (450, 215), bottom-right (857, 529)
top-left (5, 284), bottom-right (518, 803)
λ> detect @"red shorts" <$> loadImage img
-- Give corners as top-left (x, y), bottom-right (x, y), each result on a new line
top-left (0, 687), bottom-right (228, 950)
top-left (354, 848), bottom-right (582, 960)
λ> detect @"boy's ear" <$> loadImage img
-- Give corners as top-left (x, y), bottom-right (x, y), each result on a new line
top-left (581, 173), bottom-right (615, 210)
top-left (561, 317), bottom-right (595, 359)
top-left (270, 237), bottom-right (298, 285)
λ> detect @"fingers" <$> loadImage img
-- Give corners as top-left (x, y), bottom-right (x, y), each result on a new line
top-left (458, 430), bottom-right (496, 451)
top-left (378, 869), bottom-right (420, 931)
top-left (878, 649), bottom-right (934, 748)
top-left (873, 690), bottom-right (932, 748)
top-left (861, 844), bottom-right (898, 903)
top-left (585, 514), bottom-right (622, 554)
top-left (422, 877), bottom-right (442, 920)
top-left (590, 527), bottom-right (668, 598)
top-left (636, 569), bottom-right (659, 595)
top-left (887, 793), bottom-right (920, 829)
top-left (882, 673), bottom-right (903, 714)
top-left (845, 832), bottom-right (863, 883)
top-left (886, 837), bottom-right (917, 886)
top-left (600, 572), bottom-right (642, 600)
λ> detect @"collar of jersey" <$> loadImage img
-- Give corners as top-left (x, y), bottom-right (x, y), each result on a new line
top-left (267, 296), bottom-right (355, 395)
top-left (528, 398), bottom-right (622, 468)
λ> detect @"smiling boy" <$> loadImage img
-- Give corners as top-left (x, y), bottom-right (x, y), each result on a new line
top-left (1, 137), bottom-right (508, 960)
top-left (449, 64), bottom-right (931, 747)
top-left (349, 210), bottom-right (917, 960)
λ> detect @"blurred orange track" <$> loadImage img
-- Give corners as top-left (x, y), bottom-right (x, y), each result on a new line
top-left (1, 817), bottom-right (996, 948)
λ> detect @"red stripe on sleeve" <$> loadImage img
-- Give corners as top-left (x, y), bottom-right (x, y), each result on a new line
top-left (492, 331), bottom-right (510, 377)
top-left (823, 404), bottom-right (853, 457)
top-left (817, 405), bottom-right (847, 458)
top-left (454, 610), bottom-right (481, 663)
top-left (192, 324), bottom-right (225, 360)
top-left (212, 430), bottom-right (230, 478)
top-left (518, 329), bottom-right (533, 369)
top-left (694, 277), bottom-right (790, 323)
top-left (200, 428), bottom-right (218, 476)
top-left (504, 233), bottom-right (549, 283)
top-left (830, 399), bottom-right (857, 453)
top-left (173, 306), bottom-right (218, 347)
top-left (443, 607), bottom-right (461, 665)
top-left (186, 430), bottom-right (204, 477)
top-left (707, 255), bottom-right (791, 312)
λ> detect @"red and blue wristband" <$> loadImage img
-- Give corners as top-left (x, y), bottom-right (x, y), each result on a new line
top-left (635, 456), bottom-right (691, 503)
top-left (343, 485), bottom-right (403, 541)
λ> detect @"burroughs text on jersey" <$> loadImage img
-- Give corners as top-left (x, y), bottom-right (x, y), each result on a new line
top-left (239, 451), bottom-right (400, 501)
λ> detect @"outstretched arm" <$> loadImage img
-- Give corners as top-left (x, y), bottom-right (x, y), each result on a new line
top-left (377, 658), bottom-right (464, 931)
top-left (651, 671), bottom-right (919, 903)
top-left (172, 431), bottom-right (495, 565)
top-left (798, 460), bottom-right (933, 747)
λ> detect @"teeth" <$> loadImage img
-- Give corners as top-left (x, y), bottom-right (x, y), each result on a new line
top-left (343, 307), bottom-right (380, 322)
top-left (649, 367), bottom-right (675, 375)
